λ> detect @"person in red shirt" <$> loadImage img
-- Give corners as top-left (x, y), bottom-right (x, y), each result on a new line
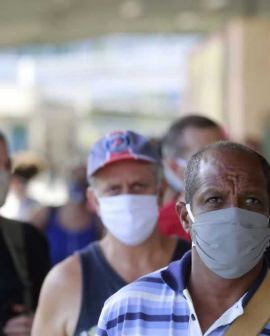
top-left (159, 115), bottom-right (227, 239)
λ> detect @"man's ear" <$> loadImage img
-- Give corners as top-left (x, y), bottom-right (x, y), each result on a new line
top-left (86, 187), bottom-right (100, 215)
top-left (176, 201), bottom-right (191, 233)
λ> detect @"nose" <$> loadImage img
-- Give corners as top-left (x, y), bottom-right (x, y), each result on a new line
top-left (120, 184), bottom-right (130, 195)
top-left (227, 194), bottom-right (241, 209)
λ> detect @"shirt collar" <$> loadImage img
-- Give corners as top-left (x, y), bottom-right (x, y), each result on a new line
top-left (161, 250), bottom-right (268, 302)
top-left (161, 250), bottom-right (191, 292)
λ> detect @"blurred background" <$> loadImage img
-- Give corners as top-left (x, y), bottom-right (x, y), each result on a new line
top-left (0, 0), bottom-right (270, 206)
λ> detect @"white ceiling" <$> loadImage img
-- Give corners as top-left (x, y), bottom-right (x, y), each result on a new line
top-left (0, 0), bottom-right (269, 46)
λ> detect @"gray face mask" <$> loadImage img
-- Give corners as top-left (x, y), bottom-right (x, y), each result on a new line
top-left (186, 205), bottom-right (270, 279)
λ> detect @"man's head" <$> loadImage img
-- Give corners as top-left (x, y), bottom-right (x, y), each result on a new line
top-left (87, 130), bottom-right (162, 246)
top-left (178, 141), bottom-right (270, 279)
top-left (87, 130), bottom-right (161, 196)
top-left (66, 164), bottom-right (88, 205)
top-left (162, 115), bottom-right (226, 193)
top-left (0, 132), bottom-right (11, 207)
top-left (183, 141), bottom-right (270, 213)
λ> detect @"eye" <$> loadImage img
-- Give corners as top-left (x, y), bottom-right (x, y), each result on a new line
top-left (245, 197), bottom-right (261, 205)
top-left (132, 182), bottom-right (147, 193)
top-left (105, 185), bottom-right (121, 196)
top-left (205, 196), bottom-right (223, 204)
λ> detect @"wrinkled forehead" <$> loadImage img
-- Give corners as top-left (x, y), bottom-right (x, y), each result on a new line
top-left (198, 150), bottom-right (266, 187)
top-left (94, 159), bottom-right (156, 181)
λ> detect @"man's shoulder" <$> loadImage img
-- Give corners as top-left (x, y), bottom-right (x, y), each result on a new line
top-left (46, 254), bottom-right (81, 287)
top-left (97, 264), bottom-right (187, 335)
top-left (1, 216), bottom-right (45, 240)
top-left (100, 255), bottom-right (189, 315)
top-left (3, 217), bottom-right (50, 263)
top-left (0, 216), bottom-right (30, 230)
top-left (103, 267), bottom-right (174, 312)
top-left (35, 255), bottom-right (81, 311)
top-left (32, 256), bottom-right (82, 335)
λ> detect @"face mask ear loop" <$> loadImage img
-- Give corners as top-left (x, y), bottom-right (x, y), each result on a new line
top-left (186, 203), bottom-right (196, 248)
top-left (186, 203), bottom-right (195, 223)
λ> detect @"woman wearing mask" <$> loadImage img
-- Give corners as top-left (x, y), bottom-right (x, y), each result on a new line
top-left (31, 164), bottom-right (102, 265)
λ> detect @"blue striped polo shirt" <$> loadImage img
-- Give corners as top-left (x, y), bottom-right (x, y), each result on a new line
top-left (96, 251), bottom-right (270, 336)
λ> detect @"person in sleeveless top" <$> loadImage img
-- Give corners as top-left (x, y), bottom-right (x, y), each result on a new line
top-left (32, 130), bottom-right (190, 336)
top-left (31, 164), bottom-right (102, 265)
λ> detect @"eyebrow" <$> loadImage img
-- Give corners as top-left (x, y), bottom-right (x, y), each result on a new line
top-left (104, 182), bottom-right (121, 189)
top-left (197, 187), bottom-right (224, 196)
top-left (198, 186), bottom-right (268, 197)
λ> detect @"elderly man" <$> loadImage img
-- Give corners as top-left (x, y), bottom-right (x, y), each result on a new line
top-left (32, 130), bottom-right (190, 336)
top-left (159, 115), bottom-right (226, 239)
top-left (97, 141), bottom-right (270, 336)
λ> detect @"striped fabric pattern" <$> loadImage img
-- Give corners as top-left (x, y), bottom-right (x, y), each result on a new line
top-left (96, 252), bottom-right (270, 336)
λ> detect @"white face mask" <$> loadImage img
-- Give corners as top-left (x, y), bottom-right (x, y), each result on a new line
top-left (0, 170), bottom-right (10, 207)
top-left (98, 194), bottom-right (159, 246)
top-left (164, 158), bottom-right (187, 193)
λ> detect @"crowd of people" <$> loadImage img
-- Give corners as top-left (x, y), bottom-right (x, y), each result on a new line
top-left (0, 114), bottom-right (270, 336)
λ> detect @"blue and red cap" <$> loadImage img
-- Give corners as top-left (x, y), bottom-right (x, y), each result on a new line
top-left (87, 130), bottom-right (161, 177)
